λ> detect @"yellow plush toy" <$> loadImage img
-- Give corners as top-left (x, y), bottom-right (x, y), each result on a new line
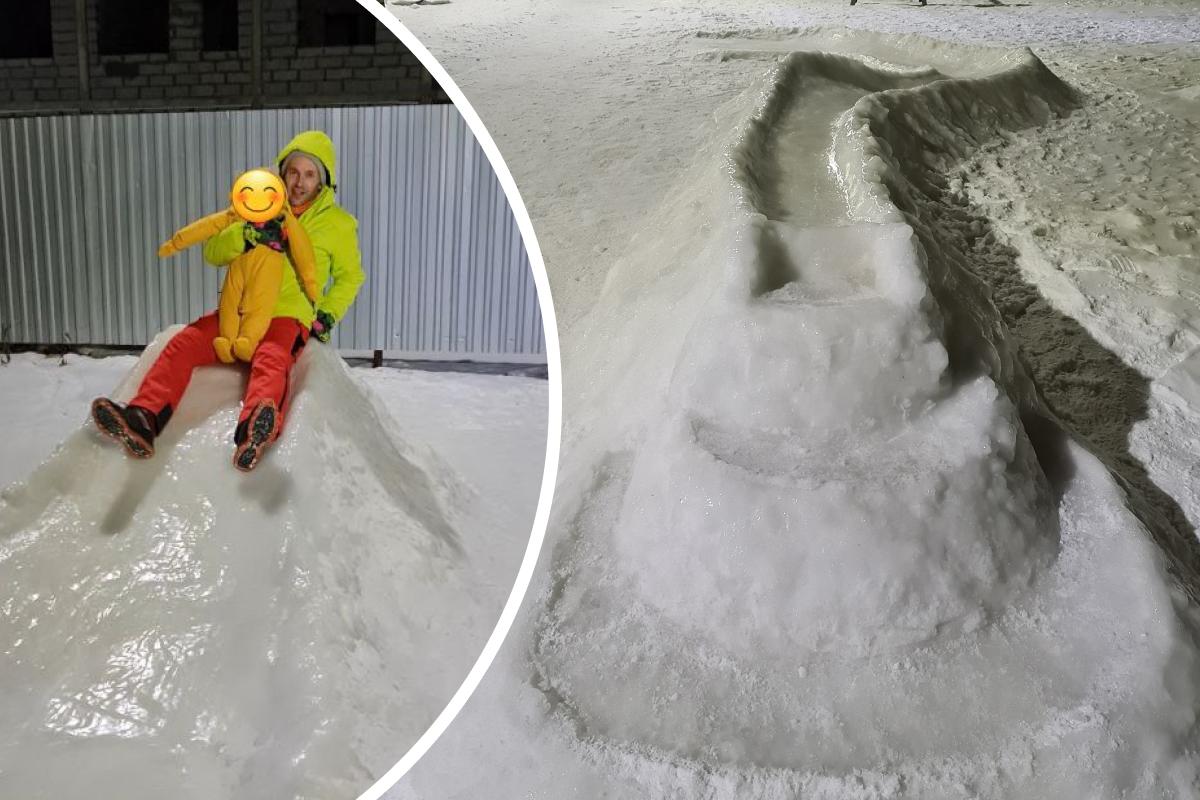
top-left (157, 169), bottom-right (321, 363)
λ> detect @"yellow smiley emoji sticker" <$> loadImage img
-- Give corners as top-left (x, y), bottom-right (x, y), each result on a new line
top-left (230, 168), bottom-right (286, 224)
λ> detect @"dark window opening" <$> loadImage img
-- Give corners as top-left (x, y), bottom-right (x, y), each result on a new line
top-left (203, 0), bottom-right (240, 52)
top-left (1, 5), bottom-right (53, 59)
top-left (297, 0), bottom-right (377, 47)
top-left (99, 0), bottom-right (169, 55)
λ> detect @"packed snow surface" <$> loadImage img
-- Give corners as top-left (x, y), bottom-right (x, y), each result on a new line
top-left (0, 343), bottom-right (546, 798)
top-left (387, 3), bottom-right (1200, 799)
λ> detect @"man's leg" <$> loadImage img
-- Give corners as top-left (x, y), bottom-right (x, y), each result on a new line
top-left (92, 313), bottom-right (221, 458)
top-left (233, 317), bottom-right (308, 471)
top-left (131, 312), bottom-right (222, 425)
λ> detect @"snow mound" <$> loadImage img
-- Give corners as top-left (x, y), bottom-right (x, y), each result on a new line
top-left (614, 239), bottom-right (1053, 658)
top-left (612, 48), bottom-right (1067, 663)
top-left (0, 330), bottom-right (481, 799)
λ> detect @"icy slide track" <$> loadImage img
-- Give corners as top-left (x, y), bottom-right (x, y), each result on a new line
top-left (526, 38), bottom-right (1200, 798)
top-left (0, 336), bottom-right (488, 798)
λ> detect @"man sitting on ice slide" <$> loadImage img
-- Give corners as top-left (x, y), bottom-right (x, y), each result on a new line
top-left (91, 130), bottom-right (366, 472)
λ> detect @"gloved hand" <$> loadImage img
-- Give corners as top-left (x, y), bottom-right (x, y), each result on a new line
top-left (243, 217), bottom-right (285, 252)
top-left (157, 239), bottom-right (179, 258)
top-left (310, 309), bottom-right (335, 343)
top-left (242, 223), bottom-right (262, 250)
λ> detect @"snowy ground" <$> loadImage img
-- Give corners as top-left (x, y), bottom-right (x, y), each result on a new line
top-left (0, 348), bottom-right (547, 798)
top-left (383, 1), bottom-right (1200, 798)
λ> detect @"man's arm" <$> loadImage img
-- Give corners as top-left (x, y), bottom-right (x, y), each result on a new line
top-left (317, 217), bottom-right (366, 321)
top-left (201, 221), bottom-right (248, 266)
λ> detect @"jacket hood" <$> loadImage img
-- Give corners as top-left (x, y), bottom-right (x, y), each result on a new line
top-left (277, 130), bottom-right (337, 189)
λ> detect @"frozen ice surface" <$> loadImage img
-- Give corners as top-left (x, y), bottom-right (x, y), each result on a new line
top-left (0, 339), bottom-right (547, 798)
top-left (386, 3), bottom-right (1200, 798)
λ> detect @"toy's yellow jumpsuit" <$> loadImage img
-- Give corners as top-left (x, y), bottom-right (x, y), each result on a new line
top-left (158, 208), bottom-right (320, 363)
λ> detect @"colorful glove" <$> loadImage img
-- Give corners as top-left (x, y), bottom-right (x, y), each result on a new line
top-left (311, 309), bottom-right (335, 343)
top-left (243, 217), bottom-right (285, 252)
top-left (242, 222), bottom-right (261, 249)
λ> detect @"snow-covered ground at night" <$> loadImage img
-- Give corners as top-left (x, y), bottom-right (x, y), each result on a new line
top-left (384, 1), bottom-right (1200, 798)
top-left (0, 346), bottom-right (547, 798)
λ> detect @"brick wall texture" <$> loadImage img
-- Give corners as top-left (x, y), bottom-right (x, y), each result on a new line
top-left (0, 0), bottom-right (447, 114)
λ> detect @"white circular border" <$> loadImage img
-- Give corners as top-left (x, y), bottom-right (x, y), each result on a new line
top-left (351, 2), bottom-right (561, 798)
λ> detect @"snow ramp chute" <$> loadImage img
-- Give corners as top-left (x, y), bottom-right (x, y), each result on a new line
top-left (399, 32), bottom-right (1200, 800)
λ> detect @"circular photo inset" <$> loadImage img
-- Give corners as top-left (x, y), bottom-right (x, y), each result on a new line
top-left (0, 3), bottom-right (557, 797)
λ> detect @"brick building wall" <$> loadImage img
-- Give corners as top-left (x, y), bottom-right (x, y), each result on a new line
top-left (1, 0), bottom-right (82, 107)
top-left (0, 0), bottom-right (446, 114)
top-left (83, 0), bottom-right (256, 106)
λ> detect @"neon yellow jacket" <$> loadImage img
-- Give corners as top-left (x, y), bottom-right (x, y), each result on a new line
top-left (202, 131), bottom-right (365, 327)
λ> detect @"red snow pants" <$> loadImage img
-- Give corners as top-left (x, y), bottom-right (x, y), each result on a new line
top-left (131, 311), bottom-right (309, 435)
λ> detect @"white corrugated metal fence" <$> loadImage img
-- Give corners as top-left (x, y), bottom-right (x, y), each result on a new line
top-left (0, 106), bottom-right (545, 361)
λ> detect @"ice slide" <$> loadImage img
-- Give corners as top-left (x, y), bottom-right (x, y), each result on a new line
top-left (0, 331), bottom-right (498, 798)
top-left (397, 34), bottom-right (1200, 800)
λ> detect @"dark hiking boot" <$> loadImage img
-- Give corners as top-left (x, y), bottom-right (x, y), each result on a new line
top-left (233, 399), bottom-right (279, 472)
top-left (91, 398), bottom-right (157, 459)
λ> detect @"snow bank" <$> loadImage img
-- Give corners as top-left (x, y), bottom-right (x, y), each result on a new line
top-left (952, 57), bottom-right (1200, 588)
top-left (0, 332), bottom-right (494, 798)
top-left (839, 42), bottom-right (1200, 594)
